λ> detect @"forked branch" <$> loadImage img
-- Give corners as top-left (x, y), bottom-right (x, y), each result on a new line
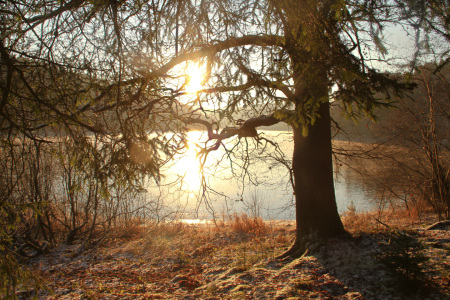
top-left (182, 110), bottom-right (293, 156)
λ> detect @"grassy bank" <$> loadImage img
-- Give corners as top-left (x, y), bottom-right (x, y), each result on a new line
top-left (19, 211), bottom-right (449, 299)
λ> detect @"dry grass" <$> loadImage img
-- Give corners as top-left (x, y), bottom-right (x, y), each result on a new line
top-left (227, 213), bottom-right (268, 236)
top-left (98, 208), bottom-right (443, 272)
top-left (341, 205), bottom-right (440, 234)
top-left (102, 213), bottom-right (290, 270)
top-left (32, 209), bottom-right (450, 299)
top-left (341, 210), bottom-right (380, 233)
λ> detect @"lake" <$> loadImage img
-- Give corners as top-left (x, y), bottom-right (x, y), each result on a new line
top-left (145, 130), bottom-right (380, 220)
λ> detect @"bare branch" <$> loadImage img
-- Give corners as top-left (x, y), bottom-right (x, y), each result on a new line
top-left (21, 0), bottom-right (87, 28)
top-left (181, 110), bottom-right (293, 156)
top-left (93, 34), bottom-right (285, 102)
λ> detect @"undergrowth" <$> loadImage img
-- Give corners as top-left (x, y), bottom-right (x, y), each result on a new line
top-left (109, 213), bottom-right (292, 270)
top-left (227, 213), bottom-right (267, 236)
top-left (27, 211), bottom-right (450, 299)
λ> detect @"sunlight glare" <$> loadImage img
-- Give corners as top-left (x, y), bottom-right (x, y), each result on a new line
top-left (177, 132), bottom-right (204, 192)
top-left (181, 219), bottom-right (209, 225)
top-left (184, 63), bottom-right (205, 94)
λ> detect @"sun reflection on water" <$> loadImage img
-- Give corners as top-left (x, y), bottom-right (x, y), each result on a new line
top-left (181, 219), bottom-right (210, 225)
top-left (147, 130), bottom-right (379, 220)
top-left (176, 131), bottom-right (205, 193)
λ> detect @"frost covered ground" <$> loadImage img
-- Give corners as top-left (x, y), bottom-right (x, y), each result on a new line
top-left (26, 216), bottom-right (449, 299)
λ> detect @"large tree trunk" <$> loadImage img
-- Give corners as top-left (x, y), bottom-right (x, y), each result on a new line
top-left (270, 0), bottom-right (347, 258)
top-left (282, 101), bottom-right (346, 257)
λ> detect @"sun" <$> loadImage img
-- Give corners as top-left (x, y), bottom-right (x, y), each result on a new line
top-left (184, 63), bottom-right (205, 94)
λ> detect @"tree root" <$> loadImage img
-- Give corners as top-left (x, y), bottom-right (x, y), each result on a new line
top-left (277, 231), bottom-right (352, 259)
top-left (276, 240), bottom-right (308, 259)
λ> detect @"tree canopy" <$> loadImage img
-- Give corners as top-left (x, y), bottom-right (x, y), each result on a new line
top-left (1, 0), bottom-right (447, 142)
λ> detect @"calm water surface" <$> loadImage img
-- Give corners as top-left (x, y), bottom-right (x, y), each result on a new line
top-left (146, 130), bottom-right (380, 220)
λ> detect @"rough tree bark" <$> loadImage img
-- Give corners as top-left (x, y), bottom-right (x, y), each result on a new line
top-left (282, 101), bottom-right (347, 257)
top-left (272, 0), bottom-right (348, 255)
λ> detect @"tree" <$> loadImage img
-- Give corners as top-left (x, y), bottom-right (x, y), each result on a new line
top-left (393, 0), bottom-right (450, 70)
top-left (355, 64), bottom-right (449, 220)
top-left (3, 0), bottom-right (443, 261)
top-left (160, 0), bottom-right (408, 255)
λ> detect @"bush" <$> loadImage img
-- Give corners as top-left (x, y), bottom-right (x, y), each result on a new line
top-left (0, 251), bottom-right (44, 299)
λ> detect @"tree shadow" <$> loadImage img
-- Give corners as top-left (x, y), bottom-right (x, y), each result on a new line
top-left (315, 231), bottom-right (448, 299)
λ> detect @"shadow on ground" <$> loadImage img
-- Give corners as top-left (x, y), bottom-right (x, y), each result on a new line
top-left (315, 230), bottom-right (449, 299)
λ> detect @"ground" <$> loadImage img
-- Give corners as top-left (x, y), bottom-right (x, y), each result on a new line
top-left (23, 213), bottom-right (450, 299)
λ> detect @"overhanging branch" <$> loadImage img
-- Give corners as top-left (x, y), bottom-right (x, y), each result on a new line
top-left (181, 110), bottom-right (293, 156)
top-left (93, 34), bottom-right (285, 103)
